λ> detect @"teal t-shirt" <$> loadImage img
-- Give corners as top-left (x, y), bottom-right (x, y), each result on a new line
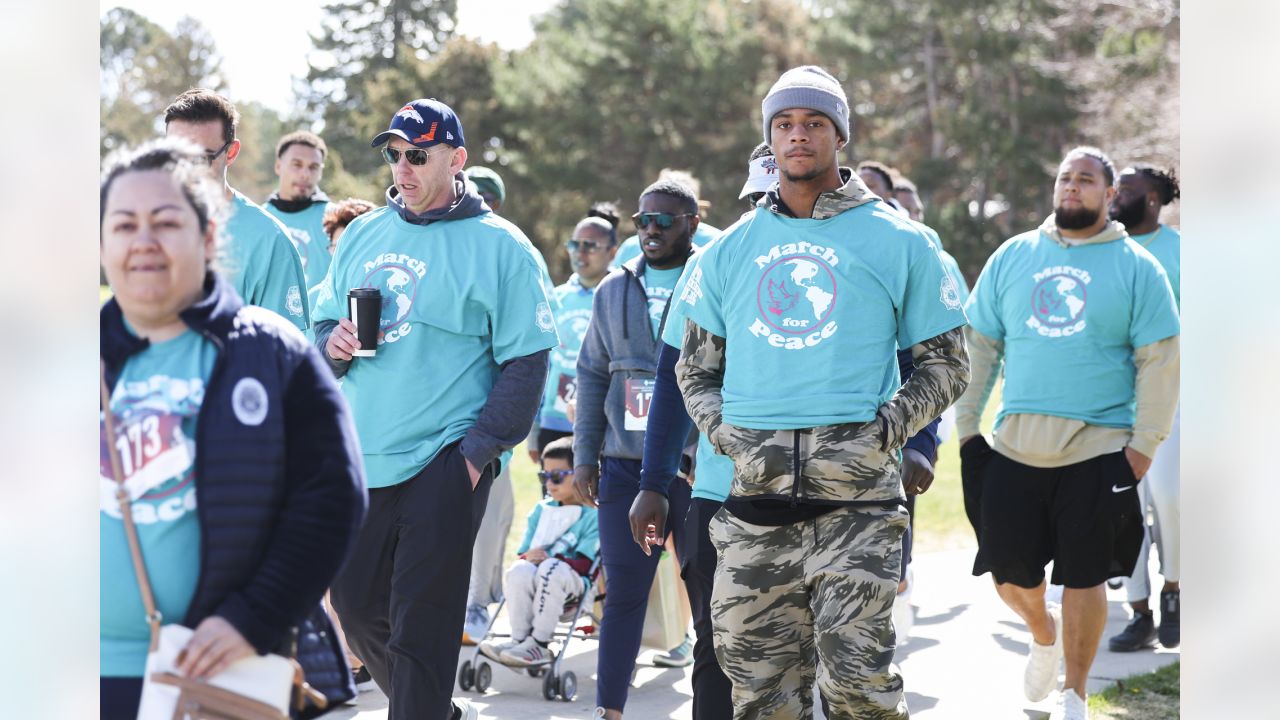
top-left (222, 191), bottom-right (310, 330)
top-left (675, 203), bottom-right (968, 429)
top-left (611, 222), bottom-right (720, 269)
top-left (964, 230), bottom-right (1180, 429)
top-left (662, 242), bottom-right (732, 502)
top-left (641, 265), bottom-right (684, 337)
top-left (913, 221), bottom-right (970, 308)
top-left (101, 328), bottom-right (216, 677)
top-left (263, 200), bottom-right (333, 293)
top-left (1130, 225), bottom-right (1180, 309)
top-left (312, 208), bottom-right (559, 488)
top-left (539, 276), bottom-right (597, 433)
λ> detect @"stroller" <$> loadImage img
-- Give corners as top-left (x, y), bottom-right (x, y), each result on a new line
top-left (457, 556), bottom-right (605, 702)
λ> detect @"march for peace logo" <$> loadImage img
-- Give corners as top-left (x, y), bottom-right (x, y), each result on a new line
top-left (749, 243), bottom-right (841, 350)
top-left (555, 308), bottom-right (593, 365)
top-left (1026, 265), bottom-right (1090, 337)
top-left (361, 252), bottom-right (428, 345)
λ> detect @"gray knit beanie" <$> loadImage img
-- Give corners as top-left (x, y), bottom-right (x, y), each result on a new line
top-left (761, 66), bottom-right (849, 144)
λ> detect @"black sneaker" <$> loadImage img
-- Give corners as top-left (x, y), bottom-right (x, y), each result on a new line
top-left (1108, 610), bottom-right (1157, 652)
top-left (352, 665), bottom-right (376, 692)
top-left (1158, 590), bottom-right (1180, 648)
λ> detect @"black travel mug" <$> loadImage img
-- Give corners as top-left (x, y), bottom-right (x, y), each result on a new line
top-left (348, 288), bottom-right (382, 357)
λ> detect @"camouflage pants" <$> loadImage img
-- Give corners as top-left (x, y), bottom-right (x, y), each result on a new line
top-left (709, 505), bottom-right (909, 720)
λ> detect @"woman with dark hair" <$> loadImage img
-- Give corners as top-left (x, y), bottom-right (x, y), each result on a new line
top-left (99, 138), bottom-right (367, 719)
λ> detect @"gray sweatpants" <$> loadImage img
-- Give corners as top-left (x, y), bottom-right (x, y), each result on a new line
top-left (504, 558), bottom-right (584, 642)
top-left (468, 465), bottom-right (515, 607)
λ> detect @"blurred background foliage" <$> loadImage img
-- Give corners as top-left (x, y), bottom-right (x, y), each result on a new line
top-left (101, 0), bottom-right (1178, 283)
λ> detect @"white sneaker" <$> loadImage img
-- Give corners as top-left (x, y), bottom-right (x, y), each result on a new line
top-left (1024, 605), bottom-right (1063, 702)
top-left (892, 593), bottom-right (914, 647)
top-left (479, 637), bottom-right (519, 662)
top-left (500, 636), bottom-right (554, 667)
top-left (451, 697), bottom-right (479, 720)
top-left (1049, 689), bottom-right (1088, 720)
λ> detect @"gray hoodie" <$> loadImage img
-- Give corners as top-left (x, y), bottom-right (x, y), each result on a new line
top-left (574, 254), bottom-right (693, 465)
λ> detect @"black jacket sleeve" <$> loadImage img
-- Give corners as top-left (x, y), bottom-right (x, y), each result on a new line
top-left (213, 347), bottom-right (368, 653)
top-left (639, 342), bottom-right (696, 496)
top-left (460, 349), bottom-right (551, 473)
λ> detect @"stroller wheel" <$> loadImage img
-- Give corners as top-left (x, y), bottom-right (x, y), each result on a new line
top-left (526, 665), bottom-right (545, 678)
top-left (542, 669), bottom-right (559, 701)
top-left (559, 670), bottom-right (578, 702)
top-left (475, 661), bottom-right (493, 693)
top-left (457, 660), bottom-right (475, 691)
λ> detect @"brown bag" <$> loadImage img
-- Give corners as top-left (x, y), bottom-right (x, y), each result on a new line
top-left (101, 362), bottom-right (326, 720)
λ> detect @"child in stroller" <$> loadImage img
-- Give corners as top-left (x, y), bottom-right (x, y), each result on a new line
top-left (478, 437), bottom-right (599, 670)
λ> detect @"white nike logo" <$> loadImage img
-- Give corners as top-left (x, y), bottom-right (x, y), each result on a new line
top-left (1111, 484), bottom-right (1134, 493)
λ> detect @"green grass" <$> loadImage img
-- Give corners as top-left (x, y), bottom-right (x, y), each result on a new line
top-left (1088, 661), bottom-right (1179, 719)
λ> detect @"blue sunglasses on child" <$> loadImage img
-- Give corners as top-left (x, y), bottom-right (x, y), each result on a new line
top-left (537, 469), bottom-right (574, 485)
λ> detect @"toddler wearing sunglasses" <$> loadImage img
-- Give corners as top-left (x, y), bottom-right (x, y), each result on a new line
top-left (480, 437), bottom-right (599, 667)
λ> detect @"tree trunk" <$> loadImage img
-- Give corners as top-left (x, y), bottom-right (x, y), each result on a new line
top-left (924, 20), bottom-right (943, 159)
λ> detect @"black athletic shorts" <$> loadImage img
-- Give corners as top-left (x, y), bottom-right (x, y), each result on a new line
top-left (960, 436), bottom-right (1144, 589)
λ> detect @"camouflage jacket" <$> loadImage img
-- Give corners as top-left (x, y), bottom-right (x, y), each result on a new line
top-left (674, 170), bottom-right (970, 505)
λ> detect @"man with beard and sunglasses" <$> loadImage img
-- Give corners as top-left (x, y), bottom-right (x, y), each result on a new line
top-left (955, 147), bottom-right (1180, 720)
top-left (572, 179), bottom-right (699, 720)
top-left (311, 98), bottom-right (558, 720)
top-left (1106, 165), bottom-right (1182, 653)
top-left (163, 88), bottom-right (310, 331)
top-left (671, 66), bottom-right (970, 720)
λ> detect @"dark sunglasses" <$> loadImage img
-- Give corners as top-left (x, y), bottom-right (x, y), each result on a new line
top-left (537, 469), bottom-right (574, 485)
top-left (566, 239), bottom-right (611, 254)
top-left (380, 146), bottom-right (444, 166)
top-left (204, 140), bottom-right (232, 165)
top-left (631, 212), bottom-right (694, 231)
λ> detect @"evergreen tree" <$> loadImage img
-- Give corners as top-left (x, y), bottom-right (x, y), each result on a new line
top-left (302, 0), bottom-right (460, 177)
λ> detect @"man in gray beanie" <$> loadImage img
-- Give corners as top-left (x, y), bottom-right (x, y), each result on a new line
top-left (670, 65), bottom-right (970, 718)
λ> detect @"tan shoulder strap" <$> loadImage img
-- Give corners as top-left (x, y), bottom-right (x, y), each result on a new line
top-left (100, 360), bottom-right (163, 651)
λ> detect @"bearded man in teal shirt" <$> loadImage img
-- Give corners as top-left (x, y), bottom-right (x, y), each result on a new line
top-left (956, 147), bottom-right (1179, 719)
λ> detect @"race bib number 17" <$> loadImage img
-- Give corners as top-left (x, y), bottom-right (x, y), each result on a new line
top-left (624, 378), bottom-right (655, 432)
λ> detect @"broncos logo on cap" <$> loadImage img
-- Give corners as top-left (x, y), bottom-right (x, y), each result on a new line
top-left (396, 105), bottom-right (424, 123)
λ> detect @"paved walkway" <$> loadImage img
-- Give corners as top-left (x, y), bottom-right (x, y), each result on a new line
top-left (330, 548), bottom-right (1178, 719)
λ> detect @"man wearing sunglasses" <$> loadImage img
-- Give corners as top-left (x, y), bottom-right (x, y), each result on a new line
top-left (611, 169), bottom-right (720, 270)
top-left (312, 98), bottom-right (557, 720)
top-left (670, 66), bottom-right (971, 720)
top-left (573, 179), bottom-right (698, 720)
top-left (163, 88), bottom-right (310, 331)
